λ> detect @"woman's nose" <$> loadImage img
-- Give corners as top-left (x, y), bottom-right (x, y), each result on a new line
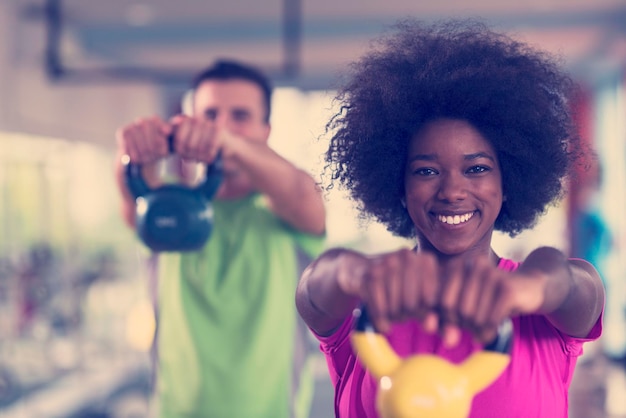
top-left (437, 173), bottom-right (467, 202)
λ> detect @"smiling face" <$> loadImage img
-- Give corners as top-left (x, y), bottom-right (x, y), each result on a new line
top-left (404, 119), bottom-right (503, 258)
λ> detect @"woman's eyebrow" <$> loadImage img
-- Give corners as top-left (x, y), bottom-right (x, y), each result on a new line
top-left (407, 153), bottom-right (437, 163)
top-left (408, 152), bottom-right (496, 163)
top-left (464, 152), bottom-right (495, 162)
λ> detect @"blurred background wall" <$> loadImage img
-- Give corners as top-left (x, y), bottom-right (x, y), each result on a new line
top-left (0, 0), bottom-right (624, 417)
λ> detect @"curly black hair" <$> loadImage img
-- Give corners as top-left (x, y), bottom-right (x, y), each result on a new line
top-left (325, 18), bottom-right (584, 238)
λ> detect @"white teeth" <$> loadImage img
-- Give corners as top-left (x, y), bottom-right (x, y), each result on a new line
top-left (437, 212), bottom-right (474, 225)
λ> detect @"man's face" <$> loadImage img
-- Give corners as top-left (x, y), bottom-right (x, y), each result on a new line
top-left (192, 78), bottom-right (270, 198)
top-left (193, 78), bottom-right (270, 143)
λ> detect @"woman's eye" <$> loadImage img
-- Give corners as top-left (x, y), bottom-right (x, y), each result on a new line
top-left (467, 165), bottom-right (490, 174)
top-left (413, 167), bottom-right (437, 176)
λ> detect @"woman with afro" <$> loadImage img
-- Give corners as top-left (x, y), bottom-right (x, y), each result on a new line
top-left (296, 18), bottom-right (604, 417)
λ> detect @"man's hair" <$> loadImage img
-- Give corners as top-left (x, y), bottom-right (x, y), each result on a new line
top-left (190, 59), bottom-right (273, 123)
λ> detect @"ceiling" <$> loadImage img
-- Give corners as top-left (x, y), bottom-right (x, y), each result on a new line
top-left (19, 0), bottom-right (626, 90)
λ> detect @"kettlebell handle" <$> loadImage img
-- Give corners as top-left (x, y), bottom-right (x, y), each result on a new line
top-left (166, 134), bottom-right (175, 153)
top-left (123, 134), bottom-right (223, 200)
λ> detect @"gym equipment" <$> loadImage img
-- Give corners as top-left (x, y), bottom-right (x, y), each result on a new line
top-left (350, 306), bottom-right (512, 418)
top-left (122, 137), bottom-right (223, 252)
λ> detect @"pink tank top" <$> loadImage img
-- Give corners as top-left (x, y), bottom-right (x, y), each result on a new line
top-left (314, 258), bottom-right (603, 418)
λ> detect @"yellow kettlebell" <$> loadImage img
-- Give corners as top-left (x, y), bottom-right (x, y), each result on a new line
top-left (350, 306), bottom-right (512, 418)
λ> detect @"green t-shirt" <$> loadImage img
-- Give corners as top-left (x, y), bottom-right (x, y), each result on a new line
top-left (155, 194), bottom-right (325, 418)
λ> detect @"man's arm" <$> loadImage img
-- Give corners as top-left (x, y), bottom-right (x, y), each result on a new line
top-left (114, 148), bottom-right (138, 229)
top-left (224, 134), bottom-right (326, 236)
top-left (114, 118), bottom-right (170, 229)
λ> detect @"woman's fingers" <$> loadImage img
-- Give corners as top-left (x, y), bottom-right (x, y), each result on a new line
top-left (464, 263), bottom-right (517, 345)
top-left (384, 251), bottom-right (404, 321)
top-left (438, 259), bottom-right (464, 333)
top-left (418, 253), bottom-right (440, 329)
top-left (436, 257), bottom-right (518, 346)
top-left (442, 323), bottom-right (462, 348)
top-left (345, 249), bottom-right (518, 345)
top-left (473, 267), bottom-right (502, 327)
top-left (364, 258), bottom-right (392, 333)
top-left (358, 250), bottom-right (441, 334)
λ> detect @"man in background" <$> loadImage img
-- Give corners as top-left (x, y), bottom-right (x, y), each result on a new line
top-left (114, 60), bottom-right (326, 418)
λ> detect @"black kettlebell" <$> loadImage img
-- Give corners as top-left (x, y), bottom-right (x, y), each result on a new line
top-left (123, 136), bottom-right (223, 252)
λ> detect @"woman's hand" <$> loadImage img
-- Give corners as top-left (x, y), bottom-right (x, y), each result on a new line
top-left (436, 257), bottom-right (545, 346)
top-left (343, 249), bottom-right (546, 347)
top-left (338, 248), bottom-right (440, 336)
